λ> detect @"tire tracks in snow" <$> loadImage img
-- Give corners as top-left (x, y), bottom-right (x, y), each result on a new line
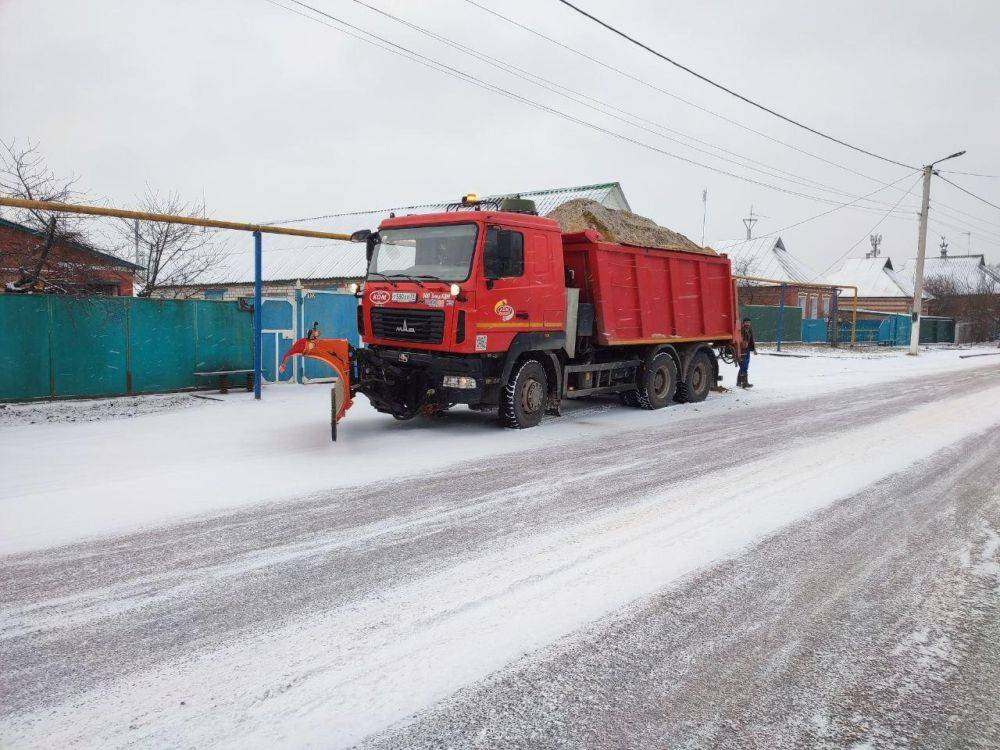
top-left (1, 365), bottom-right (999, 738)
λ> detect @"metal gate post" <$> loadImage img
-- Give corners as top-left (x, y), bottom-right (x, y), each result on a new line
top-left (830, 291), bottom-right (839, 347)
top-left (253, 230), bottom-right (263, 400)
top-left (775, 283), bottom-right (786, 352)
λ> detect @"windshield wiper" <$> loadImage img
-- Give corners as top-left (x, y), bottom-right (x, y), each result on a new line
top-left (367, 272), bottom-right (397, 287)
top-left (384, 273), bottom-right (425, 288)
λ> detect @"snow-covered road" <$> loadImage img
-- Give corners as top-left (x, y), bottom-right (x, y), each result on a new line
top-left (2, 352), bottom-right (1000, 748)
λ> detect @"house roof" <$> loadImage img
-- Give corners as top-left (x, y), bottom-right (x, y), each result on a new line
top-left (0, 216), bottom-right (143, 271)
top-left (714, 236), bottom-right (820, 284)
top-left (826, 256), bottom-right (924, 298)
top-left (899, 253), bottom-right (1000, 292)
top-left (186, 182), bottom-right (631, 285)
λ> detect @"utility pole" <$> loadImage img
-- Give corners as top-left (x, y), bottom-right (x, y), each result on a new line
top-left (700, 189), bottom-right (708, 247)
top-left (909, 150), bottom-right (966, 356)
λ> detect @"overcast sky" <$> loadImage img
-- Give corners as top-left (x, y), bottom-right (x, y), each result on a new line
top-left (2, 0), bottom-right (999, 270)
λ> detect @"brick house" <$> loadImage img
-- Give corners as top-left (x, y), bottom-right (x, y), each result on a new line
top-left (0, 217), bottom-right (140, 296)
top-left (717, 236), bottom-right (836, 320)
top-left (825, 255), bottom-right (928, 315)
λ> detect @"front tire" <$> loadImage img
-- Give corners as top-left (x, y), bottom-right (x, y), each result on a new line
top-left (635, 352), bottom-right (677, 410)
top-left (501, 359), bottom-right (548, 429)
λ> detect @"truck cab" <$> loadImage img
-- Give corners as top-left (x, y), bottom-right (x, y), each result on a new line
top-left (354, 197), bottom-right (568, 423)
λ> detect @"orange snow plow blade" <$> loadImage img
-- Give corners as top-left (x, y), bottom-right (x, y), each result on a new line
top-left (279, 338), bottom-right (353, 434)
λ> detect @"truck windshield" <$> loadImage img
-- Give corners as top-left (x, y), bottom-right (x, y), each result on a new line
top-left (369, 224), bottom-right (478, 282)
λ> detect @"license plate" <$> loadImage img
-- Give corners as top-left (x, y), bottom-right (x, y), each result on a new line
top-left (391, 291), bottom-right (417, 303)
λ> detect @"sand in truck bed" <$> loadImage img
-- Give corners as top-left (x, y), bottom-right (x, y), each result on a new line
top-left (545, 199), bottom-right (717, 256)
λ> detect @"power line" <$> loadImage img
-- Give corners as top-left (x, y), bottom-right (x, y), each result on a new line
top-left (820, 173), bottom-right (925, 274)
top-left (464, 1), bottom-right (1000, 234)
top-left (346, 0), bottom-right (915, 211)
top-left (264, 0), bottom-right (911, 213)
top-left (939, 169), bottom-right (1000, 178)
top-left (938, 175), bottom-right (1000, 212)
top-left (765, 171), bottom-right (919, 241)
top-left (552, 0), bottom-right (916, 170)
top-left (463, 0), bottom-right (909, 186)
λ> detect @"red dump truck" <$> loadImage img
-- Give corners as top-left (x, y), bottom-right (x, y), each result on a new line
top-left (320, 194), bottom-right (742, 429)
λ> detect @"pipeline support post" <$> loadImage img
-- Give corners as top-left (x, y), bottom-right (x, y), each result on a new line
top-left (851, 289), bottom-right (858, 347)
top-left (775, 283), bottom-right (786, 352)
top-left (253, 230), bottom-right (263, 400)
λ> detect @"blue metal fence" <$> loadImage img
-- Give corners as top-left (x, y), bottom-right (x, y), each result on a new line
top-left (0, 295), bottom-right (252, 401)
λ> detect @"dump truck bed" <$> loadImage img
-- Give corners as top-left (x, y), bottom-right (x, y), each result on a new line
top-left (562, 230), bottom-right (739, 347)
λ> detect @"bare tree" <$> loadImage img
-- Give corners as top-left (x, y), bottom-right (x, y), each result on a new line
top-left (924, 269), bottom-right (1000, 343)
top-left (0, 140), bottom-right (94, 293)
top-left (116, 190), bottom-right (227, 298)
top-left (731, 255), bottom-right (762, 305)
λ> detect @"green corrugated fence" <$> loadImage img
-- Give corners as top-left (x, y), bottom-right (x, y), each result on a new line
top-left (739, 304), bottom-right (802, 343)
top-left (0, 296), bottom-right (252, 401)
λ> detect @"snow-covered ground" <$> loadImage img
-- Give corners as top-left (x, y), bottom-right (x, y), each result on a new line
top-left (2, 346), bottom-right (999, 748)
top-left (2, 345), bottom-right (998, 555)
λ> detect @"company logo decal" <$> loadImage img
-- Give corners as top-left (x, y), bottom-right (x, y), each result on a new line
top-left (475, 334), bottom-right (488, 351)
top-left (391, 291), bottom-right (417, 303)
top-left (396, 319), bottom-right (416, 334)
top-left (494, 298), bottom-right (515, 322)
top-left (369, 289), bottom-right (390, 305)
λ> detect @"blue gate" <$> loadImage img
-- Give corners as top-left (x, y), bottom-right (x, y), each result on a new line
top-left (260, 298), bottom-right (296, 383)
top-left (801, 319), bottom-right (828, 343)
top-left (299, 290), bottom-right (359, 382)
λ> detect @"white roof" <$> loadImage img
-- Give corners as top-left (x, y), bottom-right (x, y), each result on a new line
top-left (899, 254), bottom-right (1000, 292)
top-left (714, 236), bottom-right (820, 283)
top-left (826, 256), bottom-right (921, 298)
top-left (192, 182), bottom-right (631, 285)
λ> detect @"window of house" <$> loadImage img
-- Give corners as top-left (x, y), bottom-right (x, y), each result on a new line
top-left (822, 296), bottom-right (831, 320)
top-left (204, 289), bottom-right (226, 300)
top-left (810, 295), bottom-right (819, 319)
top-left (797, 293), bottom-right (807, 313)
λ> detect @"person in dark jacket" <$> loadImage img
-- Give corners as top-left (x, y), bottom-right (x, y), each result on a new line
top-left (737, 318), bottom-right (756, 388)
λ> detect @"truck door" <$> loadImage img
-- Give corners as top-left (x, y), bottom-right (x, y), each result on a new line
top-left (479, 226), bottom-right (554, 347)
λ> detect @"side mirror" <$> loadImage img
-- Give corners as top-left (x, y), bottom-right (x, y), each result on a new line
top-left (350, 229), bottom-right (372, 243)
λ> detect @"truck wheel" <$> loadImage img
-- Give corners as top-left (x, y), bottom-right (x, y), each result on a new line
top-left (619, 390), bottom-right (640, 407)
top-left (635, 352), bottom-right (677, 410)
top-left (675, 350), bottom-right (713, 403)
top-left (501, 359), bottom-right (548, 429)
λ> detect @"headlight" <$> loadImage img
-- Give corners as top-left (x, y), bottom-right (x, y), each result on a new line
top-left (442, 375), bottom-right (476, 389)
top-left (450, 283), bottom-right (460, 296)
top-left (349, 282), bottom-right (359, 294)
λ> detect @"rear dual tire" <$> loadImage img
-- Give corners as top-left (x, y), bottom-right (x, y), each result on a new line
top-left (675, 350), bottom-right (713, 403)
top-left (635, 352), bottom-right (678, 410)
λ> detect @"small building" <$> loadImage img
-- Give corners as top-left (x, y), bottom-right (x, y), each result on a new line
top-left (716, 236), bottom-right (835, 320)
top-left (0, 217), bottom-right (140, 296)
top-left (825, 255), bottom-right (927, 315)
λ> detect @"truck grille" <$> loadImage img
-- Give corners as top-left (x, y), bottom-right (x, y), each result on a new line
top-left (370, 307), bottom-right (445, 344)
